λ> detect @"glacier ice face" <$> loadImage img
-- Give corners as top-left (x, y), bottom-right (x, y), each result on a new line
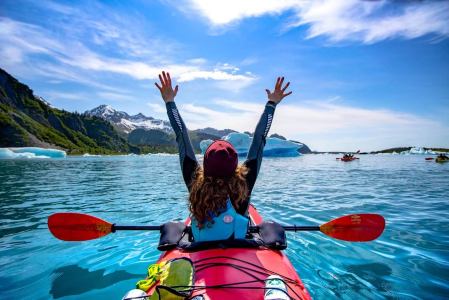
top-left (0, 147), bottom-right (66, 159)
top-left (200, 132), bottom-right (302, 157)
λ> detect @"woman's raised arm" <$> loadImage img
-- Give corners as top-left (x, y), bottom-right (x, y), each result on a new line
top-left (155, 71), bottom-right (198, 190)
top-left (239, 77), bottom-right (292, 214)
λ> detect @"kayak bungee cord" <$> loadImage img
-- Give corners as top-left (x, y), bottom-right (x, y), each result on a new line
top-left (124, 284), bottom-right (297, 300)
top-left (194, 255), bottom-right (304, 287)
top-left (188, 269), bottom-right (302, 300)
top-left (156, 281), bottom-right (300, 300)
top-left (191, 256), bottom-right (305, 300)
top-left (133, 256), bottom-right (304, 300)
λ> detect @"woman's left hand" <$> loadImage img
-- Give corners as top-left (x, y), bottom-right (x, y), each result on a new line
top-left (265, 77), bottom-right (292, 104)
top-left (155, 71), bottom-right (178, 103)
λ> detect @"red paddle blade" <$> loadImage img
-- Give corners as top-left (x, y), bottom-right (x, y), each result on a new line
top-left (425, 157), bottom-right (434, 160)
top-left (320, 214), bottom-right (385, 242)
top-left (48, 213), bottom-right (113, 241)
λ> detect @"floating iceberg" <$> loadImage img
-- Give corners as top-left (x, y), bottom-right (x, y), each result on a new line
top-left (82, 153), bottom-right (102, 157)
top-left (200, 132), bottom-right (302, 157)
top-left (148, 153), bottom-right (177, 157)
top-left (400, 147), bottom-right (436, 155)
top-left (200, 139), bottom-right (213, 154)
top-left (0, 147), bottom-right (66, 159)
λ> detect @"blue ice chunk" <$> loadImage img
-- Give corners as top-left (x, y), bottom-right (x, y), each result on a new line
top-left (263, 137), bottom-right (302, 157)
top-left (223, 132), bottom-right (252, 155)
top-left (199, 139), bottom-right (214, 154)
top-left (199, 132), bottom-right (302, 157)
top-left (0, 147), bottom-right (66, 159)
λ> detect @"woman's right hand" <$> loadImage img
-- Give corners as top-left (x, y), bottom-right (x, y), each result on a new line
top-left (155, 71), bottom-right (178, 103)
top-left (265, 77), bottom-right (292, 104)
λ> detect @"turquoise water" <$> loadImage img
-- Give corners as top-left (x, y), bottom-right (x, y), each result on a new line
top-left (0, 154), bottom-right (448, 299)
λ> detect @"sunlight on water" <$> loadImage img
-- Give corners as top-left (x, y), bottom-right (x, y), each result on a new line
top-left (0, 154), bottom-right (448, 299)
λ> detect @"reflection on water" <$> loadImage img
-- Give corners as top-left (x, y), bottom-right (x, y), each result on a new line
top-left (51, 265), bottom-right (139, 298)
top-left (1, 154), bottom-right (448, 299)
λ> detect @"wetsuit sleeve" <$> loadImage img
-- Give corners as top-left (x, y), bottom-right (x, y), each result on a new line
top-left (239, 101), bottom-right (276, 214)
top-left (165, 101), bottom-right (198, 190)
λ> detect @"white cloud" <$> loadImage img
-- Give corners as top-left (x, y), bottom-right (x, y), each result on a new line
top-left (177, 70), bottom-right (253, 82)
top-left (240, 57), bottom-right (258, 66)
top-left (147, 103), bottom-right (167, 114)
top-left (179, 101), bottom-right (260, 131)
top-left (182, 0), bottom-right (298, 26)
top-left (173, 99), bottom-right (449, 151)
top-left (0, 16), bottom-right (255, 90)
top-left (146, 102), bottom-right (169, 120)
top-left (33, 1), bottom-right (172, 60)
top-left (39, 1), bottom-right (79, 15)
top-left (186, 58), bottom-right (207, 65)
top-left (43, 91), bottom-right (88, 102)
top-left (0, 18), bottom-right (64, 63)
top-left (291, 0), bottom-right (449, 43)
top-left (32, 62), bottom-right (126, 93)
top-left (97, 91), bottom-right (135, 102)
top-left (180, 0), bottom-right (449, 43)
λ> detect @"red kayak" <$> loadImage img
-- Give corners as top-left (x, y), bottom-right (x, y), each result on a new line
top-left (338, 157), bottom-right (359, 162)
top-left (145, 205), bottom-right (311, 300)
top-left (47, 208), bottom-right (385, 300)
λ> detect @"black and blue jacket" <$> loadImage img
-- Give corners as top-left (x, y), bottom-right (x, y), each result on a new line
top-left (165, 101), bottom-right (277, 215)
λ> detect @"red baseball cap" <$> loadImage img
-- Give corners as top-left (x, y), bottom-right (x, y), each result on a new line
top-left (204, 140), bottom-right (238, 178)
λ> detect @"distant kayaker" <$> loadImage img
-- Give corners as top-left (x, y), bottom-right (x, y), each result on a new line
top-left (155, 71), bottom-right (292, 242)
top-left (437, 153), bottom-right (448, 160)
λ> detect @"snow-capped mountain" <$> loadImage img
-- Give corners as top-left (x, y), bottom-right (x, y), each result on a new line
top-left (85, 105), bottom-right (172, 134)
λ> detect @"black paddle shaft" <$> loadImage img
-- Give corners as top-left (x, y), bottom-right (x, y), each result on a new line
top-left (111, 224), bottom-right (319, 232)
top-left (248, 225), bottom-right (320, 232)
top-left (112, 225), bottom-right (161, 232)
top-left (281, 226), bottom-right (320, 231)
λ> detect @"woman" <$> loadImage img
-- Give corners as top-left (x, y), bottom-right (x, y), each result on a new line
top-left (155, 71), bottom-right (292, 242)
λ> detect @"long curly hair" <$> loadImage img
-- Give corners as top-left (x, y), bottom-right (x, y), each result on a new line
top-left (189, 165), bottom-right (248, 225)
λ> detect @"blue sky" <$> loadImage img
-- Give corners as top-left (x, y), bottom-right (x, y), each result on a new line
top-left (1, 0), bottom-right (448, 151)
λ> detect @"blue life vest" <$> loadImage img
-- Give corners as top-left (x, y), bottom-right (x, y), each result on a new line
top-left (191, 199), bottom-right (248, 242)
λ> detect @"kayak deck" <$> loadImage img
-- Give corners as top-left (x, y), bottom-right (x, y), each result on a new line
top-left (146, 206), bottom-right (311, 300)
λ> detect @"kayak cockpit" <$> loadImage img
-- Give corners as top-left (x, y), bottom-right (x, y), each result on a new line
top-left (157, 219), bottom-right (287, 252)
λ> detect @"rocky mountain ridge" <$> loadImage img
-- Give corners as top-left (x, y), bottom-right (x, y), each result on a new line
top-left (85, 105), bottom-right (172, 134)
top-left (0, 68), bottom-right (135, 154)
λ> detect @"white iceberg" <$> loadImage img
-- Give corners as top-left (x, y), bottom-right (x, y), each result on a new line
top-left (0, 147), bottom-right (66, 159)
top-left (400, 147), bottom-right (436, 155)
top-left (82, 153), bottom-right (102, 157)
top-left (200, 132), bottom-right (302, 157)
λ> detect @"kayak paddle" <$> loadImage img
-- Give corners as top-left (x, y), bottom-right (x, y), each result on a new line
top-left (48, 213), bottom-right (160, 241)
top-left (425, 157), bottom-right (434, 161)
top-left (48, 213), bottom-right (385, 242)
